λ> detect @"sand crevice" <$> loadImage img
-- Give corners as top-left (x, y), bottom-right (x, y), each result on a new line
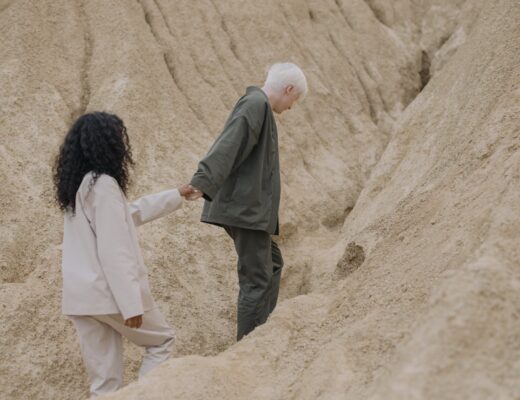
top-left (76, 0), bottom-right (92, 119)
top-left (137, 0), bottom-right (212, 132)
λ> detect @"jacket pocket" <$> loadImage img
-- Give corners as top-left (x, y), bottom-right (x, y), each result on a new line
top-left (222, 171), bottom-right (239, 202)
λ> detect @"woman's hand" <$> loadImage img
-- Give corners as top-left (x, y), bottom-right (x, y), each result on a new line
top-left (124, 315), bottom-right (143, 329)
top-left (178, 184), bottom-right (192, 197)
top-left (178, 184), bottom-right (203, 200)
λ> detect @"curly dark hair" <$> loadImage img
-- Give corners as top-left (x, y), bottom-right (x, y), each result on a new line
top-left (53, 111), bottom-right (134, 213)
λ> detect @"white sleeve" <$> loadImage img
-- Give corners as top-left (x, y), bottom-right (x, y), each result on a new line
top-left (92, 176), bottom-right (144, 320)
top-left (128, 188), bottom-right (183, 227)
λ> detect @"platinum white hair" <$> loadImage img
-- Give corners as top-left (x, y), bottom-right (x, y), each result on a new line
top-left (264, 62), bottom-right (308, 98)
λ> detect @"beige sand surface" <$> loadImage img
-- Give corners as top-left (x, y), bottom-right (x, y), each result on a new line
top-left (0, 1), bottom-right (518, 399)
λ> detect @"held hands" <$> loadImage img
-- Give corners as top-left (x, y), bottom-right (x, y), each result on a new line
top-left (178, 184), bottom-right (203, 201)
top-left (186, 185), bottom-right (203, 200)
top-left (124, 315), bottom-right (143, 329)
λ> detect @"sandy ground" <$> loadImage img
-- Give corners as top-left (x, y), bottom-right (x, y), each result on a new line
top-left (0, 0), bottom-right (518, 399)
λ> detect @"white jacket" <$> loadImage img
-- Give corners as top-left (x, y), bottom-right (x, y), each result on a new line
top-left (61, 172), bottom-right (182, 320)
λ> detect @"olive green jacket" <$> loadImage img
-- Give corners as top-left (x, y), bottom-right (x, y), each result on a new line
top-left (190, 86), bottom-right (280, 234)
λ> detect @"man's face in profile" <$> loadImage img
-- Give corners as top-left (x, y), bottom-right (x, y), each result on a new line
top-left (274, 85), bottom-right (300, 114)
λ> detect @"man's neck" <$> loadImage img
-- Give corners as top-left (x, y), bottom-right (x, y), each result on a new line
top-left (261, 85), bottom-right (278, 110)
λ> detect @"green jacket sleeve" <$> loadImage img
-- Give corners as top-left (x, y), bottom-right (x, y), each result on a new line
top-left (191, 104), bottom-right (265, 201)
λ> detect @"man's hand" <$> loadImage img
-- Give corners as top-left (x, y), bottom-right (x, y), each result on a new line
top-left (186, 185), bottom-right (203, 201)
top-left (124, 315), bottom-right (143, 329)
top-left (178, 184), bottom-right (193, 198)
top-left (178, 184), bottom-right (203, 200)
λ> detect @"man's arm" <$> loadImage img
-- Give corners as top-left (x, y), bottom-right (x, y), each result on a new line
top-left (190, 102), bottom-right (266, 200)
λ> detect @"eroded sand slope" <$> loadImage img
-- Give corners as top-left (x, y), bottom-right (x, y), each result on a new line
top-left (0, 1), bottom-right (518, 399)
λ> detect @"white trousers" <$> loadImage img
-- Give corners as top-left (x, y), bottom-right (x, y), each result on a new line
top-left (69, 307), bottom-right (175, 397)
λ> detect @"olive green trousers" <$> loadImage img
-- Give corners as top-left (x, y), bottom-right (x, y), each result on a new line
top-left (223, 225), bottom-right (284, 340)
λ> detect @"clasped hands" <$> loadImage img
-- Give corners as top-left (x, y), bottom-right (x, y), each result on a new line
top-left (178, 184), bottom-right (203, 201)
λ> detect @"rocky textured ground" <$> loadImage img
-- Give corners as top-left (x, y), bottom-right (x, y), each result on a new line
top-left (0, 0), bottom-right (518, 399)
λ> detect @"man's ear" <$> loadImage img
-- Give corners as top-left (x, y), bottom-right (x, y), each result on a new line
top-left (286, 85), bottom-right (294, 95)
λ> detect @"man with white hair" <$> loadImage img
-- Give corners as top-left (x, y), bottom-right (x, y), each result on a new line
top-left (187, 62), bottom-right (307, 340)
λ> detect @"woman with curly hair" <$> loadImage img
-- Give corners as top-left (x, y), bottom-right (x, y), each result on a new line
top-left (54, 111), bottom-right (192, 396)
